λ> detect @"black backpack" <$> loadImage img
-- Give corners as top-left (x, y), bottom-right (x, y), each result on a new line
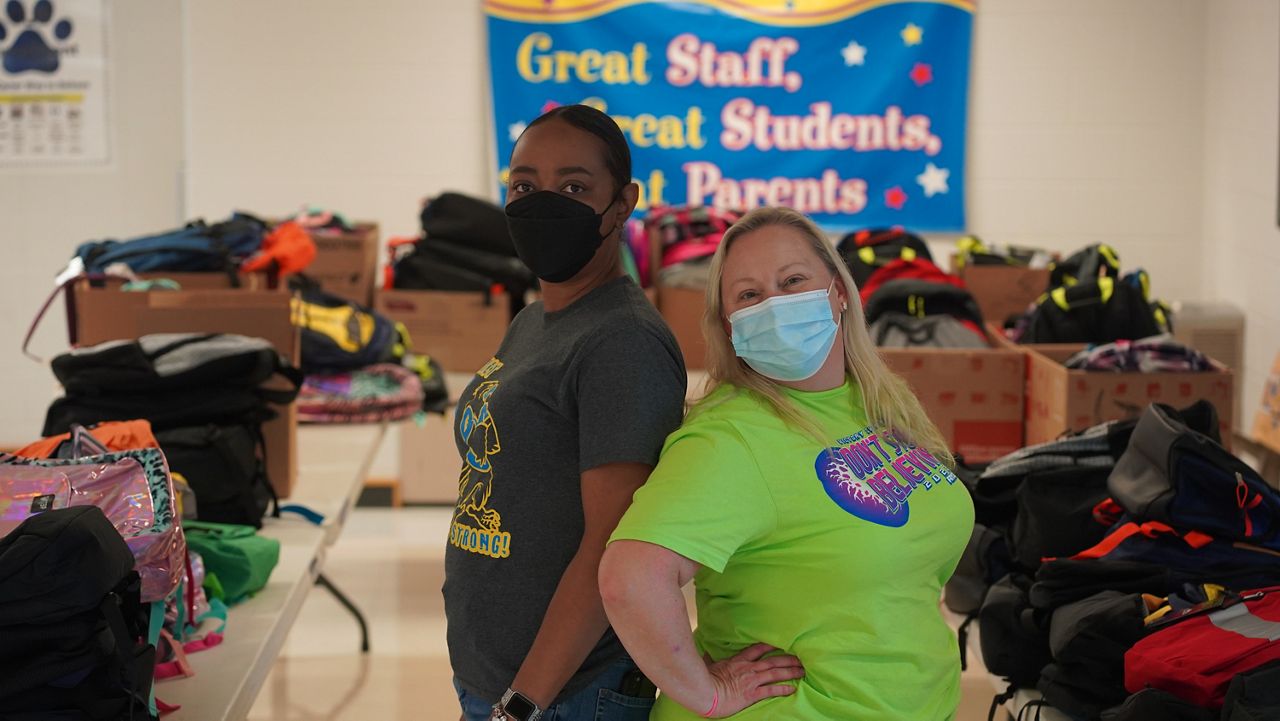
top-left (862, 279), bottom-right (984, 329)
top-left (1222, 660), bottom-right (1280, 721)
top-left (291, 285), bottom-right (400, 374)
top-left (1010, 465), bottom-right (1113, 571)
top-left (0, 506), bottom-right (156, 719)
top-left (1038, 591), bottom-right (1150, 718)
top-left (419, 192), bottom-right (516, 257)
top-left (945, 523), bottom-right (1014, 616)
top-left (1048, 243), bottom-right (1122, 289)
top-left (1021, 277), bottom-right (1163, 344)
top-left (978, 573), bottom-right (1053, 689)
top-left (836, 227), bottom-right (932, 287)
top-left (1099, 688), bottom-right (1214, 721)
top-left (154, 424), bottom-right (274, 527)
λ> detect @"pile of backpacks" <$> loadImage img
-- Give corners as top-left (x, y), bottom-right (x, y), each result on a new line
top-left (837, 227), bottom-right (989, 349)
top-left (0, 414), bottom-right (283, 718)
top-left (949, 399), bottom-right (1280, 719)
top-left (387, 192), bottom-right (534, 321)
top-left (1006, 243), bottom-right (1173, 346)
top-left (643, 204), bottom-right (744, 291)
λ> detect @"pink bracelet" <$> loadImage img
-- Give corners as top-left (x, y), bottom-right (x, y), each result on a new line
top-left (702, 689), bottom-right (720, 718)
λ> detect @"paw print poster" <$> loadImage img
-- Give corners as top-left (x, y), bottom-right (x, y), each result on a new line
top-left (0, 0), bottom-right (107, 165)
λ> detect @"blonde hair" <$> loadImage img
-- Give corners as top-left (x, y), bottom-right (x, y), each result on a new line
top-left (695, 206), bottom-right (954, 466)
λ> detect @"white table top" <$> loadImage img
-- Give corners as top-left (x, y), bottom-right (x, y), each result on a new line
top-left (157, 422), bottom-right (388, 721)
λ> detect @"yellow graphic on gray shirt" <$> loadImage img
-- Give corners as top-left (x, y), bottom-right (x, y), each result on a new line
top-left (451, 380), bottom-right (512, 558)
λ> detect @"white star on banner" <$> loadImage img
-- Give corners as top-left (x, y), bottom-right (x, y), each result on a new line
top-left (841, 40), bottom-right (867, 67)
top-left (508, 121), bottom-right (528, 142)
top-left (916, 163), bottom-right (950, 197)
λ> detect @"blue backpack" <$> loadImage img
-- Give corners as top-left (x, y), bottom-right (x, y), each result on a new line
top-left (72, 212), bottom-right (267, 276)
top-left (1109, 403), bottom-right (1280, 548)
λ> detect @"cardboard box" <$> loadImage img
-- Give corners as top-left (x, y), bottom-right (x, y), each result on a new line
top-left (399, 411), bottom-right (463, 504)
top-left (1024, 345), bottom-right (1236, 446)
top-left (303, 223), bottom-right (379, 306)
top-left (1252, 352), bottom-right (1280, 455)
top-left (376, 289), bottom-right (509, 374)
top-left (69, 285), bottom-right (301, 498)
top-left (954, 263), bottom-right (1050, 327)
top-left (881, 348), bottom-right (1026, 463)
top-left (658, 285), bottom-right (708, 370)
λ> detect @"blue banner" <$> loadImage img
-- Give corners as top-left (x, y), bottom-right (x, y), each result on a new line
top-left (486, 0), bottom-right (973, 231)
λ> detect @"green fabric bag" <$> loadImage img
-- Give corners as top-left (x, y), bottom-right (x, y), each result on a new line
top-left (182, 520), bottom-right (280, 603)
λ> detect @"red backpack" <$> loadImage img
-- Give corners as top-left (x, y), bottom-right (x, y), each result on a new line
top-left (1124, 587), bottom-right (1280, 708)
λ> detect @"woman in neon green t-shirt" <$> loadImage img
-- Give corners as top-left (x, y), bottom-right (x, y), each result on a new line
top-left (599, 207), bottom-right (974, 720)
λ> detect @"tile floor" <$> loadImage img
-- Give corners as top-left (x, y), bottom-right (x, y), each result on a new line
top-left (247, 506), bottom-right (1002, 721)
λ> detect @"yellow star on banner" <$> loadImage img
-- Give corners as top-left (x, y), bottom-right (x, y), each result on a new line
top-left (901, 23), bottom-right (923, 46)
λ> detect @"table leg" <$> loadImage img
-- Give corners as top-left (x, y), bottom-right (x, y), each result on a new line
top-left (316, 572), bottom-right (371, 653)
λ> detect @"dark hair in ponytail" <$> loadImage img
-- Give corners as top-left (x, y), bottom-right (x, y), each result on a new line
top-left (522, 104), bottom-right (632, 194)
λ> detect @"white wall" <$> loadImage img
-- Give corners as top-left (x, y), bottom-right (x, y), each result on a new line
top-left (0, 1), bottom-right (184, 444)
top-left (959, 0), bottom-right (1207, 302)
top-left (183, 0), bottom-right (493, 240)
top-left (0, 1), bottom-right (1255, 444)
top-left (1203, 0), bottom-right (1280, 428)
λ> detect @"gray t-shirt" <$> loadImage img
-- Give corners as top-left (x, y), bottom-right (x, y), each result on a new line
top-left (444, 277), bottom-right (687, 703)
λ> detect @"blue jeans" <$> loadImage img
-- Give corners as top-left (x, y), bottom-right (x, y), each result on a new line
top-left (455, 657), bottom-right (656, 721)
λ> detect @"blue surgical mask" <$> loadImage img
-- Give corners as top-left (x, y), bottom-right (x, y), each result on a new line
top-left (729, 281), bottom-right (841, 382)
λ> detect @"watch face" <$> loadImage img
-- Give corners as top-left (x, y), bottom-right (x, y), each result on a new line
top-left (504, 694), bottom-right (537, 720)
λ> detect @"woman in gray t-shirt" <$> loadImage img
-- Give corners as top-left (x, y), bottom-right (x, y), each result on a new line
top-left (444, 104), bottom-right (687, 721)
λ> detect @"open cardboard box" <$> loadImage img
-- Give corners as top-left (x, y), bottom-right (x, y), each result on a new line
top-left (1253, 352), bottom-right (1280, 455)
top-left (647, 224), bottom-right (709, 370)
top-left (880, 346), bottom-right (1026, 463)
top-left (69, 285), bottom-right (301, 498)
top-left (298, 222), bottom-right (379, 307)
top-left (376, 288), bottom-right (509, 374)
top-left (986, 323), bottom-right (1236, 444)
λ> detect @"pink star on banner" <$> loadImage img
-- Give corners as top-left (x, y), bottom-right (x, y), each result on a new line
top-left (541, 100), bottom-right (562, 114)
top-left (885, 186), bottom-right (908, 210)
top-left (910, 63), bottom-right (933, 86)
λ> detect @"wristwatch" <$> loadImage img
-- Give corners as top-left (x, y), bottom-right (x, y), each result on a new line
top-left (495, 688), bottom-right (543, 721)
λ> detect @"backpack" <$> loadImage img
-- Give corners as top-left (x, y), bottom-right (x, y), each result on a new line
top-left (863, 279), bottom-right (985, 331)
top-left (1048, 243), bottom-right (1122, 288)
top-left (291, 287), bottom-right (399, 374)
top-left (51, 333), bottom-right (299, 396)
top-left (1010, 465), bottom-right (1113, 571)
top-left (1071, 518), bottom-right (1280, 591)
top-left (0, 448), bottom-right (185, 603)
top-left (1022, 277), bottom-right (1164, 344)
top-left (836, 227), bottom-right (933, 287)
top-left (419, 192), bottom-right (516, 258)
top-left (979, 573), bottom-right (1053, 689)
top-left (972, 415), bottom-right (1138, 529)
top-left (1031, 559), bottom-right (1182, 611)
top-left (945, 523), bottom-right (1014, 616)
top-left (1109, 403), bottom-right (1280, 548)
top-left (71, 212), bottom-right (267, 278)
top-left (1125, 587), bottom-right (1280, 709)
top-left (389, 240), bottom-right (529, 319)
top-left (15, 419), bottom-right (159, 460)
top-left (1221, 659), bottom-right (1280, 721)
top-left (646, 205), bottom-right (743, 269)
top-left (0, 506), bottom-right (156, 719)
top-left (870, 312), bottom-right (990, 349)
top-left (1099, 688), bottom-right (1214, 721)
top-left (857, 258), bottom-right (965, 305)
top-left (1038, 591), bottom-right (1150, 718)
top-left (154, 424), bottom-right (274, 528)
top-left (298, 363), bottom-right (425, 424)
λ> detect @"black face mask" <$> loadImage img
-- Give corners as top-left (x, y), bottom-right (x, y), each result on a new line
top-left (505, 191), bottom-right (616, 284)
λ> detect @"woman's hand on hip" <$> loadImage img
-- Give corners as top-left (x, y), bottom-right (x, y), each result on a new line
top-left (704, 643), bottom-right (804, 717)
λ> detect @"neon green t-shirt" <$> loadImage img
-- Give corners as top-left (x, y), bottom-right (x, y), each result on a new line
top-left (610, 379), bottom-right (974, 720)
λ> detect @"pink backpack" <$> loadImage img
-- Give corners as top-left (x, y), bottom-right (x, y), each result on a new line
top-left (0, 448), bottom-right (185, 603)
